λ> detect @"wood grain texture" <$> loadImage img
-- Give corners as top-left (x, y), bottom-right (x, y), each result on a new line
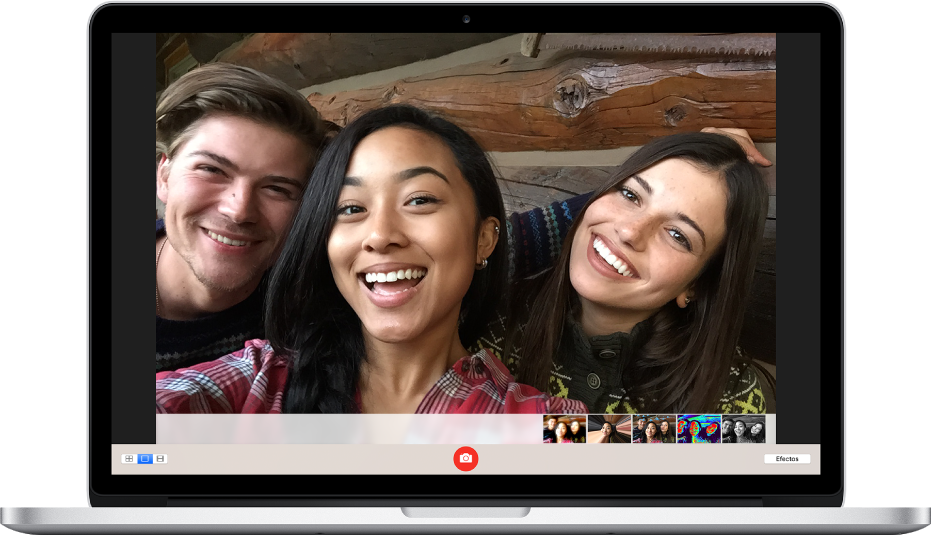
top-left (216, 33), bottom-right (514, 89)
top-left (306, 49), bottom-right (776, 151)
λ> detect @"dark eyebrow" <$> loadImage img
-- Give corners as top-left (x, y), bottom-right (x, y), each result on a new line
top-left (677, 212), bottom-right (707, 248)
top-left (189, 150), bottom-right (305, 188)
top-left (396, 166), bottom-right (448, 183)
top-left (343, 166), bottom-right (449, 187)
top-left (630, 174), bottom-right (706, 249)
top-left (631, 175), bottom-right (653, 196)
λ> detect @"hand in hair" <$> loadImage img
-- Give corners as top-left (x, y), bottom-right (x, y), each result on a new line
top-left (700, 127), bottom-right (773, 167)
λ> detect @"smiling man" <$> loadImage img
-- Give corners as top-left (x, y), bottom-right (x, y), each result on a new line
top-left (155, 63), bottom-right (334, 371)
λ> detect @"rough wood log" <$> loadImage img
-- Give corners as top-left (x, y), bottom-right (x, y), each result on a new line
top-left (306, 50), bottom-right (775, 151)
top-left (217, 33), bottom-right (514, 89)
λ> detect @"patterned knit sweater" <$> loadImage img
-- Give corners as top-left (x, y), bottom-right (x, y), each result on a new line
top-left (473, 308), bottom-right (766, 414)
top-left (476, 194), bottom-right (767, 415)
top-left (155, 220), bottom-right (266, 372)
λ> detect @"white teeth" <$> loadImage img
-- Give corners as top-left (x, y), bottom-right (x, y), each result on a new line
top-left (207, 231), bottom-right (249, 247)
top-left (364, 269), bottom-right (427, 284)
top-left (593, 238), bottom-right (634, 277)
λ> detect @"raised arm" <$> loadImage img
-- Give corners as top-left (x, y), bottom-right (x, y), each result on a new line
top-left (507, 192), bottom-right (592, 280)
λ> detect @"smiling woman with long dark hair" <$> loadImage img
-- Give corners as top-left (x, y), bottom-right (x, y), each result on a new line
top-left (658, 420), bottom-right (676, 443)
top-left (633, 421), bottom-right (663, 443)
top-left (484, 133), bottom-right (770, 415)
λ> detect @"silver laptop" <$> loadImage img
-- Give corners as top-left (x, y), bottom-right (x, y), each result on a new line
top-left (3, 3), bottom-right (929, 534)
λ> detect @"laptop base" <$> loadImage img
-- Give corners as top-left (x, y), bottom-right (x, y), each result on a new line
top-left (3, 506), bottom-right (929, 534)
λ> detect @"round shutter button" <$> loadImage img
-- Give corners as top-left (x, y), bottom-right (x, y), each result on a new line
top-left (454, 447), bottom-right (478, 471)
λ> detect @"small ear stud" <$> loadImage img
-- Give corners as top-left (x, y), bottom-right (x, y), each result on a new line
top-left (494, 225), bottom-right (500, 234)
top-left (685, 297), bottom-right (691, 305)
top-left (476, 258), bottom-right (488, 270)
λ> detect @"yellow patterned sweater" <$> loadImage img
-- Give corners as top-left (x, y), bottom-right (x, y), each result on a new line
top-left (471, 309), bottom-right (767, 415)
top-left (483, 195), bottom-right (767, 414)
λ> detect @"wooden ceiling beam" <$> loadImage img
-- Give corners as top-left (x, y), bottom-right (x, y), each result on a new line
top-left (214, 33), bottom-right (515, 89)
top-left (306, 51), bottom-right (776, 151)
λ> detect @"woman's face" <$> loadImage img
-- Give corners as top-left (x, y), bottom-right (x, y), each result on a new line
top-left (328, 127), bottom-right (498, 344)
top-left (660, 421), bottom-right (669, 433)
top-left (555, 422), bottom-right (567, 438)
top-left (570, 421), bottom-right (580, 434)
top-left (568, 158), bottom-right (728, 319)
top-left (602, 423), bottom-right (612, 435)
top-left (645, 422), bottom-right (657, 438)
top-left (735, 421), bottom-right (746, 436)
top-left (751, 423), bottom-right (763, 436)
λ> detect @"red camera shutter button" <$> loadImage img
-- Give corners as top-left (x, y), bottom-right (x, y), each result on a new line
top-left (453, 447), bottom-right (478, 471)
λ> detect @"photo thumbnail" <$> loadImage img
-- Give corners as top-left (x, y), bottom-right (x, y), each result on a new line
top-left (543, 415), bottom-right (587, 443)
top-left (587, 415), bottom-right (631, 444)
top-left (721, 415), bottom-right (767, 443)
top-left (677, 415), bottom-right (722, 443)
top-left (632, 414), bottom-right (676, 443)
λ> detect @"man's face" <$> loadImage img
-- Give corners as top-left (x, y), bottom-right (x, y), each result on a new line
top-left (547, 419), bottom-right (557, 430)
top-left (637, 419), bottom-right (645, 429)
top-left (722, 420), bottom-right (733, 435)
top-left (157, 115), bottom-right (310, 294)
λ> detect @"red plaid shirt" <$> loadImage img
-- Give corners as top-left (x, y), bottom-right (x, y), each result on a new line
top-left (156, 340), bottom-right (588, 415)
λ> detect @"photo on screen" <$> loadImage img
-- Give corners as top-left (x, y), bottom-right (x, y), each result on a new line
top-left (154, 32), bottom-right (776, 426)
top-left (632, 415), bottom-right (676, 443)
top-left (677, 415), bottom-right (722, 444)
top-left (721, 415), bottom-right (768, 443)
top-left (543, 415), bottom-right (587, 444)
top-left (587, 415), bottom-right (631, 444)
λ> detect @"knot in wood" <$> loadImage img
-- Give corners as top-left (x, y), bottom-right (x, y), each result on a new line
top-left (664, 105), bottom-right (688, 127)
top-left (383, 85), bottom-right (401, 102)
top-left (553, 77), bottom-right (589, 118)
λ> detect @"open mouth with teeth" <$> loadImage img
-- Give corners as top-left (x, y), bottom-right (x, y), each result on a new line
top-left (361, 268), bottom-right (427, 295)
top-left (593, 237), bottom-right (636, 278)
top-left (206, 230), bottom-right (252, 247)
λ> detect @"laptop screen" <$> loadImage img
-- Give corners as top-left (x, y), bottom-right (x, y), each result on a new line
top-left (94, 5), bottom-right (842, 503)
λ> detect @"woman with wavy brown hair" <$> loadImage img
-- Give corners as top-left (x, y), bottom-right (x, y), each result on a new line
top-left (495, 133), bottom-right (770, 415)
top-left (658, 420), bottom-right (676, 443)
